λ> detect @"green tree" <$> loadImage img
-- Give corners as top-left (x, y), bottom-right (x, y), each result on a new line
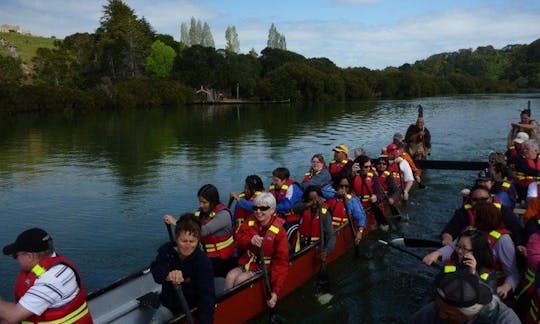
top-left (97, 0), bottom-right (155, 79)
top-left (225, 26), bottom-right (240, 53)
top-left (145, 40), bottom-right (176, 78)
top-left (0, 55), bottom-right (23, 85)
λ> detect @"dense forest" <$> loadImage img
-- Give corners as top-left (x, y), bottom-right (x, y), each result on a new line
top-left (0, 0), bottom-right (539, 113)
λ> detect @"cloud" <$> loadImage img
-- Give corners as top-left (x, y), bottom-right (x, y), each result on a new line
top-left (269, 8), bottom-right (540, 68)
top-left (126, 0), bottom-right (218, 37)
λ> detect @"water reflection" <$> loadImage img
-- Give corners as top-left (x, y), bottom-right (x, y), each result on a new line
top-left (0, 94), bottom-right (539, 321)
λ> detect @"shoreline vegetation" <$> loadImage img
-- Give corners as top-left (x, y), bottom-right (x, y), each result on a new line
top-left (1, 0), bottom-right (539, 114)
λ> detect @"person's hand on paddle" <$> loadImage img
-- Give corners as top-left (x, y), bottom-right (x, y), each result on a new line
top-left (166, 270), bottom-right (184, 284)
top-left (517, 245), bottom-right (527, 257)
top-left (497, 282), bottom-right (512, 299)
top-left (320, 250), bottom-right (327, 263)
top-left (402, 190), bottom-right (409, 201)
top-left (267, 292), bottom-right (277, 308)
top-left (251, 234), bottom-right (263, 247)
top-left (422, 250), bottom-right (441, 266)
top-left (355, 228), bottom-right (363, 244)
top-left (369, 194), bottom-right (377, 203)
top-left (230, 192), bottom-right (240, 200)
top-left (163, 214), bottom-right (177, 225)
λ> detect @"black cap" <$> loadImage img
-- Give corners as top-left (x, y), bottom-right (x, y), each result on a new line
top-left (436, 272), bottom-right (492, 308)
top-left (3, 228), bottom-right (52, 256)
top-left (476, 169), bottom-right (493, 181)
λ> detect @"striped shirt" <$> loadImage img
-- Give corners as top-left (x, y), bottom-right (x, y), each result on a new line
top-left (18, 254), bottom-right (80, 316)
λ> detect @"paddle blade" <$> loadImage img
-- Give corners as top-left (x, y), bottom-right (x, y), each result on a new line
top-left (315, 264), bottom-right (330, 295)
top-left (390, 237), bottom-right (442, 248)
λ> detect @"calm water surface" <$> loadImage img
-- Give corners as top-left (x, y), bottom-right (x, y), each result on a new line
top-left (1, 94), bottom-right (539, 322)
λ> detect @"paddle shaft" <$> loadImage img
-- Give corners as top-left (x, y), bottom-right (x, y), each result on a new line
top-left (259, 245), bottom-right (276, 321)
top-left (379, 240), bottom-right (441, 269)
top-left (165, 223), bottom-right (195, 324)
top-left (342, 197), bottom-right (360, 257)
top-left (402, 237), bottom-right (442, 248)
top-left (318, 205), bottom-right (327, 275)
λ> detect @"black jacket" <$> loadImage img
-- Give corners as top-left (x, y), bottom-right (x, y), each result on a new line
top-left (150, 242), bottom-right (215, 324)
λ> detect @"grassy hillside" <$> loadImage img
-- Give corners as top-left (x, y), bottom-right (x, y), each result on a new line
top-left (0, 32), bottom-right (56, 63)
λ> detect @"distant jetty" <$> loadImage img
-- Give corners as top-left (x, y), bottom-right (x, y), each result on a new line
top-left (194, 98), bottom-right (291, 105)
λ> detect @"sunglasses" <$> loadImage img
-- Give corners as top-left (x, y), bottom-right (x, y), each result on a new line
top-left (362, 165), bottom-right (372, 169)
top-left (253, 205), bottom-right (271, 211)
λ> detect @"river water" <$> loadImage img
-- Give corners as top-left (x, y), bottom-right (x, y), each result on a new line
top-left (0, 94), bottom-right (539, 322)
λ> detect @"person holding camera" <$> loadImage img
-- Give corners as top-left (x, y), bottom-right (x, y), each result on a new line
top-left (423, 229), bottom-right (497, 291)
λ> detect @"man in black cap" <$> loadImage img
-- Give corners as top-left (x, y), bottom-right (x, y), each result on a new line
top-left (410, 271), bottom-right (520, 323)
top-left (0, 228), bottom-right (93, 323)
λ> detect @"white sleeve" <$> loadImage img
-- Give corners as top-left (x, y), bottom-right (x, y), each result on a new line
top-left (399, 160), bottom-right (414, 182)
top-left (18, 264), bottom-right (79, 316)
top-left (527, 182), bottom-right (538, 198)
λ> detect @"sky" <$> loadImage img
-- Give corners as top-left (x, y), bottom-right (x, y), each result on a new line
top-left (1, 0), bottom-right (539, 69)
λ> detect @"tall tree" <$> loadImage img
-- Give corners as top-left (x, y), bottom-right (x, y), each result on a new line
top-left (201, 22), bottom-right (215, 48)
top-left (180, 22), bottom-right (190, 46)
top-left (225, 26), bottom-right (240, 53)
top-left (267, 23), bottom-right (286, 50)
top-left (97, 0), bottom-right (155, 79)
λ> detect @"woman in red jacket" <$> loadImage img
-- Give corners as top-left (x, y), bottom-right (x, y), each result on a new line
top-left (223, 192), bottom-right (289, 309)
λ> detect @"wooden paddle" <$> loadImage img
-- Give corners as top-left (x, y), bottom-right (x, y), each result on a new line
top-left (165, 223), bottom-right (195, 324)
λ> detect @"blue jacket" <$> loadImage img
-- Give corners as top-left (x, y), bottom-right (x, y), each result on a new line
top-left (150, 242), bottom-right (215, 324)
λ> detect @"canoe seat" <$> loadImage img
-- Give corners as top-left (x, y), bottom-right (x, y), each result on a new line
top-left (137, 291), bottom-right (160, 309)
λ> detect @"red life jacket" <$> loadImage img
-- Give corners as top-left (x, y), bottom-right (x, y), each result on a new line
top-left (238, 216), bottom-right (286, 271)
top-left (329, 159), bottom-right (350, 176)
top-left (463, 200), bottom-right (502, 230)
top-left (269, 179), bottom-right (295, 203)
top-left (196, 203), bottom-right (236, 259)
top-left (485, 227), bottom-right (512, 286)
top-left (517, 267), bottom-right (539, 324)
top-left (234, 191), bottom-right (263, 229)
top-left (387, 163), bottom-right (402, 188)
top-left (15, 255), bottom-right (93, 324)
top-left (269, 179), bottom-right (300, 223)
top-left (352, 171), bottom-right (375, 207)
top-left (515, 157), bottom-right (540, 187)
top-left (298, 205), bottom-right (329, 241)
top-left (326, 195), bottom-right (352, 227)
top-left (378, 170), bottom-right (391, 193)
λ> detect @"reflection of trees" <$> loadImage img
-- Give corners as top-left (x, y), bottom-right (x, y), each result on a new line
top-left (0, 102), bottom-right (380, 186)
